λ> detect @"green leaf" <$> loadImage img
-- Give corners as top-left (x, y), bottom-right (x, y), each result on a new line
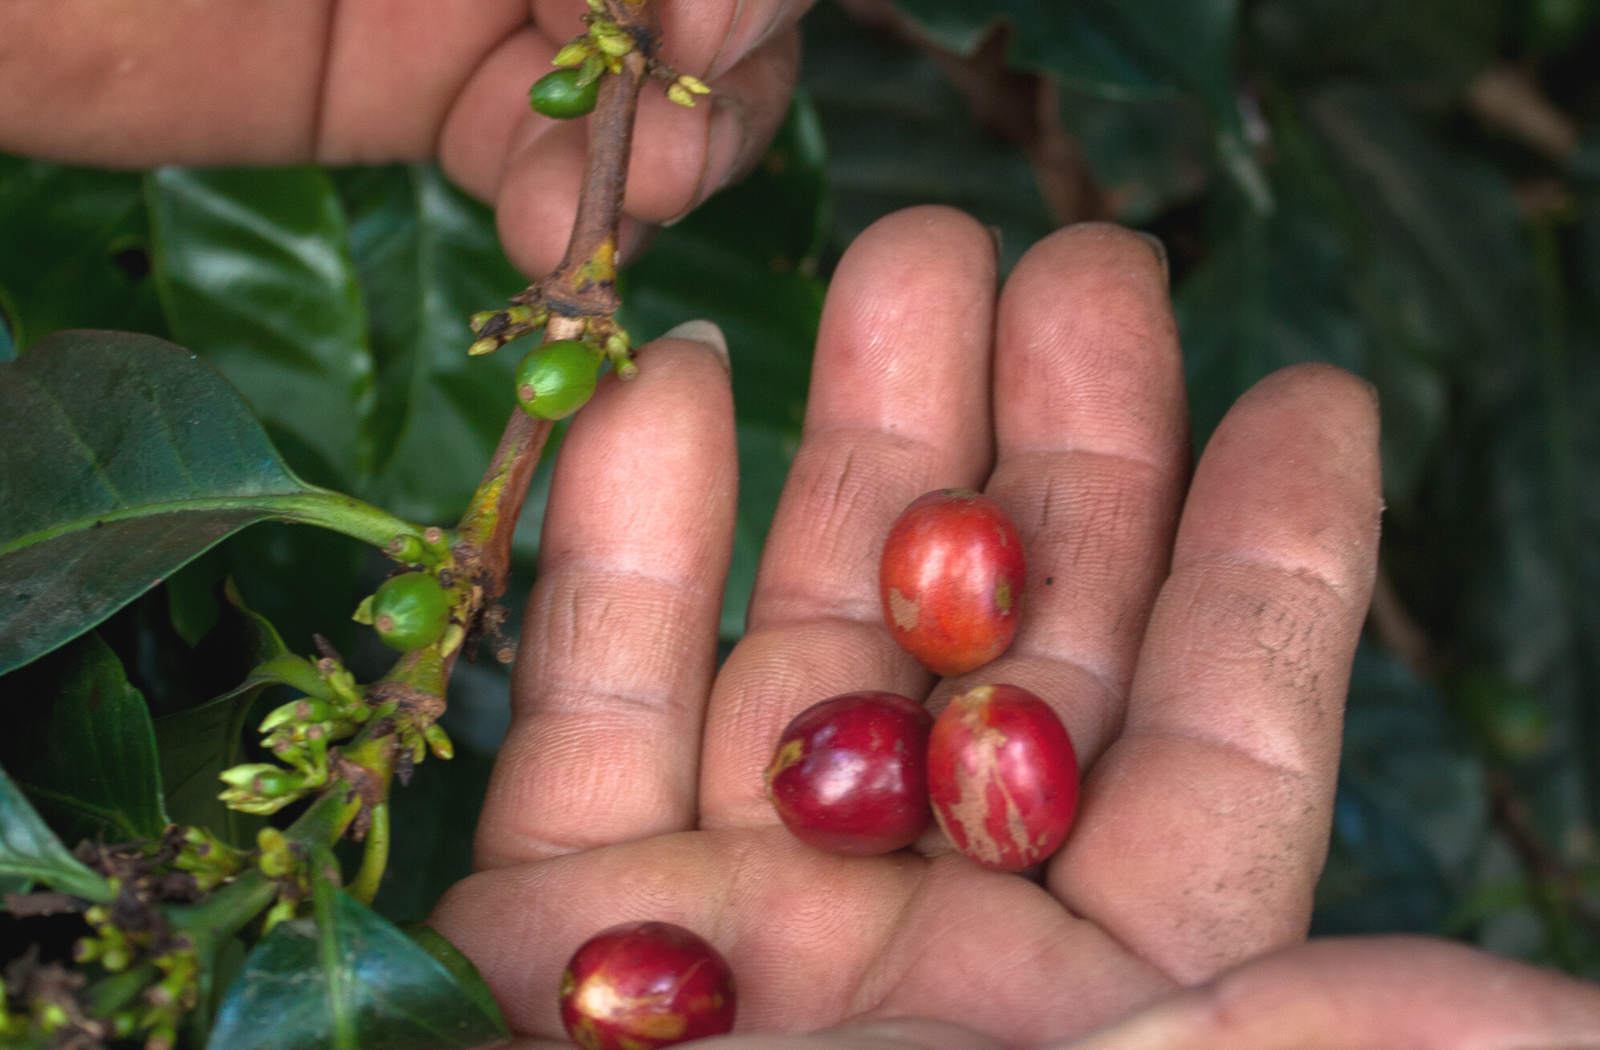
top-left (0, 633), bottom-right (167, 847)
top-left (1248, 0), bottom-right (1499, 94)
top-left (401, 924), bottom-right (508, 1037)
top-left (893, 0), bottom-right (1235, 106)
top-left (1316, 642), bottom-right (1481, 935)
top-left (0, 155), bottom-right (167, 349)
top-left (332, 165), bottom-right (526, 525)
top-left (152, 582), bottom-right (285, 847)
top-left (1304, 83), bottom-right (1536, 366)
top-left (208, 880), bottom-right (508, 1050)
top-left (0, 329), bottom-right (422, 676)
top-left (802, 2), bottom-right (1055, 273)
top-left (888, 0), bottom-right (1266, 208)
top-left (146, 166), bottom-right (373, 490)
top-left (166, 548), bottom-right (228, 648)
top-left (1176, 87), bottom-right (1451, 505)
top-left (0, 764), bottom-right (114, 902)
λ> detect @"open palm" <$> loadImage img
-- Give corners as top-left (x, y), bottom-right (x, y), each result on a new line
top-left (431, 208), bottom-right (1384, 1047)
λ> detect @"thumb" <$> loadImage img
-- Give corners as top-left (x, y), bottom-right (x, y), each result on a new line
top-left (1061, 936), bottom-right (1600, 1050)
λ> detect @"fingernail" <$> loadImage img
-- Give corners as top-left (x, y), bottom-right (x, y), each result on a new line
top-left (986, 225), bottom-right (1004, 265)
top-left (1135, 231), bottom-right (1170, 286)
top-left (662, 319), bottom-right (729, 372)
top-left (1055, 1001), bottom-right (1192, 1050)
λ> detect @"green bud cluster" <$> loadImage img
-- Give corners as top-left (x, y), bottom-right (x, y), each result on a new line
top-left (386, 524), bottom-right (454, 568)
top-left (171, 827), bottom-right (248, 892)
top-left (67, 901), bottom-right (199, 1050)
top-left (218, 642), bottom-right (388, 816)
top-left (255, 829), bottom-right (318, 935)
top-left (468, 302), bottom-right (549, 357)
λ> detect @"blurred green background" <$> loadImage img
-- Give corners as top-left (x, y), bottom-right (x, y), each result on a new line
top-left (3, 0), bottom-right (1600, 976)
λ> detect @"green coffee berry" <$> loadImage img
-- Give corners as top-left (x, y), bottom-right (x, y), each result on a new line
top-left (516, 340), bottom-right (599, 419)
top-left (371, 573), bottom-right (450, 651)
top-left (530, 68), bottom-right (600, 119)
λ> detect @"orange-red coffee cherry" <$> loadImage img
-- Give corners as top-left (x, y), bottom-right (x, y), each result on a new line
top-left (766, 691), bottom-right (934, 855)
top-left (879, 489), bottom-right (1025, 676)
top-left (927, 684), bottom-right (1079, 872)
top-left (560, 921), bottom-right (736, 1050)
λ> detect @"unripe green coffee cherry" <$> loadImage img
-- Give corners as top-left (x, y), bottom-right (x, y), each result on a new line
top-left (530, 68), bottom-right (600, 119)
top-left (516, 340), bottom-right (599, 419)
top-left (371, 573), bottom-right (450, 651)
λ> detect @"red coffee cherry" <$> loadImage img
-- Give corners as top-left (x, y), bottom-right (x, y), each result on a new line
top-left (560, 921), bottom-right (736, 1050)
top-left (766, 691), bottom-right (934, 855)
top-left (927, 684), bottom-right (1079, 872)
top-left (879, 489), bottom-right (1025, 676)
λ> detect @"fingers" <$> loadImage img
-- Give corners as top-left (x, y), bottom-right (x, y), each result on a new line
top-left (445, 18), bottom-right (802, 278)
top-left (473, 333), bottom-right (737, 869)
top-left (1054, 364), bottom-right (1382, 983)
top-left (0, 0), bottom-right (331, 165)
top-left (697, 206), bottom-right (1000, 827)
top-left (317, 0), bottom-right (526, 163)
top-left (929, 223), bottom-right (1187, 771)
top-left (1062, 936), bottom-right (1600, 1050)
top-left (432, 829), bottom-right (1170, 1046)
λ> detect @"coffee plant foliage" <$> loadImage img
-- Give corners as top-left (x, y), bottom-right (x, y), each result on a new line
top-left (2, 0), bottom-right (1600, 1045)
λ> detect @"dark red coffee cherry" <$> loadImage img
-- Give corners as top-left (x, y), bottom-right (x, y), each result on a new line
top-left (766, 691), bottom-right (934, 855)
top-left (879, 489), bottom-right (1026, 676)
top-left (927, 683), bottom-right (1079, 872)
top-left (560, 921), bottom-right (736, 1050)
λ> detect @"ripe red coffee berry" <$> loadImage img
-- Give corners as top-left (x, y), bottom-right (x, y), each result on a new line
top-left (766, 691), bottom-right (934, 855)
top-left (880, 489), bottom-right (1025, 676)
top-left (927, 684), bottom-right (1079, 872)
top-left (560, 921), bottom-right (736, 1050)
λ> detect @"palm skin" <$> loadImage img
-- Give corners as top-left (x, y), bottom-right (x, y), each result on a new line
top-left (430, 209), bottom-right (1384, 1045)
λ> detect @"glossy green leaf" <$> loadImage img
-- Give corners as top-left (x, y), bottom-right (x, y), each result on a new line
top-left (332, 165), bottom-right (526, 525)
top-left (1176, 88), bottom-right (1451, 504)
top-left (1249, 0), bottom-right (1500, 93)
top-left (146, 166), bottom-right (373, 489)
top-left (1304, 83), bottom-right (1536, 366)
top-left (401, 924), bottom-right (508, 1036)
top-left (802, 2), bottom-right (1055, 272)
top-left (208, 879), bottom-right (508, 1050)
top-left (0, 329), bottom-right (421, 676)
top-left (0, 633), bottom-right (167, 847)
top-left (0, 297), bottom-right (15, 361)
top-left (153, 582), bottom-right (285, 847)
top-left (889, 0), bottom-right (1267, 208)
top-left (0, 764), bottom-right (114, 902)
top-left (894, 0), bottom-right (1235, 105)
top-left (0, 155), bottom-right (166, 349)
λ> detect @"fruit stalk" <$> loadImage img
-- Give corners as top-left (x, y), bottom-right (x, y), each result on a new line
top-left (458, 0), bottom-right (657, 619)
top-left (271, 0), bottom-right (660, 887)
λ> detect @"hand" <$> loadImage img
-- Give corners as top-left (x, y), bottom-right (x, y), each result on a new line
top-left (0, 0), bottom-right (809, 276)
top-left (430, 207), bottom-right (1385, 1046)
top-left (709, 936), bottom-right (1600, 1050)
